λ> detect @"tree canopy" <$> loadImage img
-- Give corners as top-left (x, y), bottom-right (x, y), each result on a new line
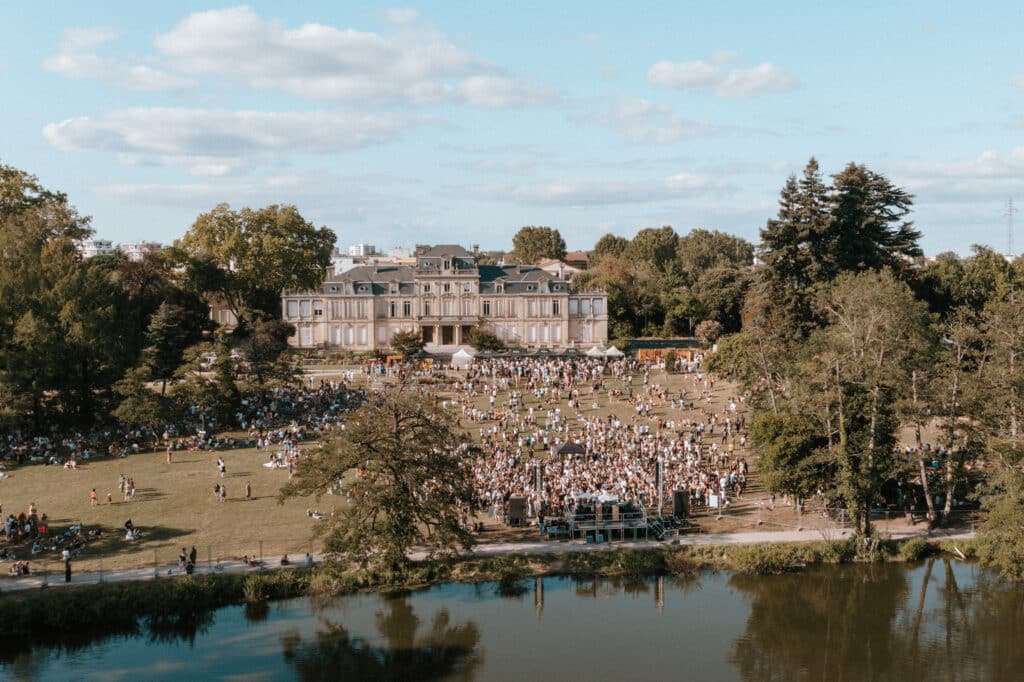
top-left (280, 388), bottom-right (476, 568)
top-left (178, 203), bottom-right (335, 327)
top-left (510, 226), bottom-right (566, 264)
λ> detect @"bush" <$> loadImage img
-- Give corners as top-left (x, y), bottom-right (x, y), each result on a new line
top-left (729, 544), bottom-right (809, 575)
top-left (899, 537), bottom-right (938, 562)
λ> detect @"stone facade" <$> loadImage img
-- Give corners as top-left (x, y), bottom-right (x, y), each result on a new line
top-left (282, 245), bottom-right (608, 351)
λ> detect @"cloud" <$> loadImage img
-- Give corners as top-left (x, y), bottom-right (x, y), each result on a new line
top-left (459, 172), bottom-right (733, 206)
top-left (43, 108), bottom-right (431, 175)
top-left (889, 147), bottom-right (1024, 202)
top-left (382, 8), bottom-right (419, 24)
top-left (148, 6), bottom-right (555, 108)
top-left (1013, 75), bottom-right (1024, 94)
top-left (42, 27), bottom-right (195, 91)
top-left (576, 97), bottom-right (715, 143)
top-left (647, 53), bottom-right (798, 97)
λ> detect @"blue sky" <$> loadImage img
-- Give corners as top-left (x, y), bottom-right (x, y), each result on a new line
top-left (3, 1), bottom-right (1023, 254)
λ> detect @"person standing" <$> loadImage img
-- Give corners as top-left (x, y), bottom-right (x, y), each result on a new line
top-left (245, 481), bottom-right (252, 500)
top-left (62, 547), bottom-right (71, 582)
top-left (219, 484), bottom-right (227, 503)
top-left (217, 458), bottom-right (226, 477)
top-left (90, 488), bottom-right (97, 506)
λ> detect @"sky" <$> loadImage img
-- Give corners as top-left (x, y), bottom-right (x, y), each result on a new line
top-left (2, 1), bottom-right (1023, 255)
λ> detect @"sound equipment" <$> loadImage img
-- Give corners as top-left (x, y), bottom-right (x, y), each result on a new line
top-left (673, 490), bottom-right (689, 519)
top-left (507, 496), bottom-right (527, 527)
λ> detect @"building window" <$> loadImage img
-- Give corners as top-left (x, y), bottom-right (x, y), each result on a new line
top-left (462, 282), bottom-right (471, 292)
top-left (569, 299), bottom-right (578, 315)
top-left (593, 299), bottom-right (603, 315)
top-left (528, 300), bottom-right (536, 317)
top-left (552, 300), bottom-right (560, 316)
top-left (331, 327), bottom-right (341, 345)
top-left (462, 299), bottom-right (472, 316)
top-left (552, 325), bottom-right (562, 342)
top-left (287, 301), bottom-right (298, 318)
top-left (424, 301), bottom-right (431, 316)
top-left (345, 327), bottom-right (354, 345)
top-left (313, 304), bottom-right (323, 317)
top-left (358, 327), bottom-right (367, 345)
top-left (389, 302), bottom-right (396, 317)
top-left (443, 282), bottom-right (451, 293)
top-left (540, 325), bottom-right (548, 342)
top-left (483, 301), bottom-right (491, 316)
top-left (442, 299), bottom-right (453, 316)
top-left (403, 301), bottom-right (411, 317)
top-left (581, 299), bottom-right (591, 315)
top-left (300, 300), bottom-right (311, 317)
top-left (300, 327), bottom-right (312, 345)
top-left (423, 284), bottom-right (431, 293)
top-left (527, 325), bottom-right (536, 343)
top-left (443, 260), bottom-right (450, 270)
top-left (377, 326), bottom-right (387, 343)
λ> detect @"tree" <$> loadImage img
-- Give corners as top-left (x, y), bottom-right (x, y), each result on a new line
top-left (243, 319), bottom-right (296, 386)
top-left (511, 226), bottom-right (566, 264)
top-left (814, 270), bottom-right (935, 535)
top-left (695, 320), bottom-right (723, 347)
top-left (751, 412), bottom-right (828, 511)
top-left (391, 330), bottom-right (425, 359)
top-left (592, 233), bottom-right (629, 259)
top-left (466, 328), bottom-right (505, 352)
top-left (624, 226), bottom-right (679, 273)
top-left (280, 388), bottom-right (476, 569)
top-left (177, 203), bottom-right (335, 327)
top-left (676, 228), bottom-right (753, 285)
top-left (112, 367), bottom-right (174, 435)
top-left (144, 302), bottom-right (191, 395)
top-left (827, 163), bottom-right (921, 275)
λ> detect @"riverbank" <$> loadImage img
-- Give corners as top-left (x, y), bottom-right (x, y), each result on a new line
top-left (0, 528), bottom-right (978, 640)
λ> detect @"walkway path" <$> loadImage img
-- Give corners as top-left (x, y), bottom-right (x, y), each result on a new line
top-left (2, 525), bottom-right (975, 593)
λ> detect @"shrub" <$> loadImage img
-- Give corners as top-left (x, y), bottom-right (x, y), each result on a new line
top-left (899, 537), bottom-right (937, 562)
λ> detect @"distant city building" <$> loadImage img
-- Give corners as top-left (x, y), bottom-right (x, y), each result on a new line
top-left (535, 258), bottom-right (582, 281)
top-left (347, 243), bottom-right (377, 257)
top-left (118, 241), bottom-right (162, 262)
top-left (76, 239), bottom-right (116, 258)
top-left (387, 246), bottom-right (411, 259)
top-left (283, 244), bottom-right (608, 351)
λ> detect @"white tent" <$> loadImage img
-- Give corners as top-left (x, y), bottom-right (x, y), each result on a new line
top-left (604, 346), bottom-right (624, 357)
top-left (451, 347), bottom-right (476, 368)
top-left (585, 345), bottom-right (606, 357)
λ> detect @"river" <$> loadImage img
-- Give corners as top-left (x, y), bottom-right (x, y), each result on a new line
top-left (2, 560), bottom-right (1020, 681)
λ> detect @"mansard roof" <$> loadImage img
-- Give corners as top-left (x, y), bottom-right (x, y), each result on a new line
top-left (419, 244), bottom-right (474, 258)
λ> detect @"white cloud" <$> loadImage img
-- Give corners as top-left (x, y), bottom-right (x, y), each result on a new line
top-left (43, 108), bottom-right (430, 175)
top-left (577, 97), bottom-right (715, 143)
top-left (382, 8), bottom-right (419, 24)
top-left (890, 147), bottom-right (1024, 202)
top-left (647, 53), bottom-right (798, 97)
top-left (460, 172), bottom-right (733, 206)
top-left (146, 6), bottom-right (554, 108)
top-left (42, 27), bottom-right (195, 91)
top-left (1013, 75), bottom-right (1024, 94)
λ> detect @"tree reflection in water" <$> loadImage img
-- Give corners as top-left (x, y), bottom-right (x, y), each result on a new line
top-left (730, 560), bottom-right (1024, 682)
top-left (280, 593), bottom-right (483, 681)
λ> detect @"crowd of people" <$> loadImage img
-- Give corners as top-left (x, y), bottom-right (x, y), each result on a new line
top-left (421, 354), bottom-right (751, 526)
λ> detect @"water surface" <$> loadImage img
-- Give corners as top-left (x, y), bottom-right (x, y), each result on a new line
top-left (3, 560), bottom-right (1020, 681)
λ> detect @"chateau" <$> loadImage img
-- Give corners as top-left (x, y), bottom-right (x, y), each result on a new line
top-left (282, 245), bottom-right (608, 351)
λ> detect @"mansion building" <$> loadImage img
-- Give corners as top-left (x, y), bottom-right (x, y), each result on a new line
top-left (282, 245), bottom-right (608, 351)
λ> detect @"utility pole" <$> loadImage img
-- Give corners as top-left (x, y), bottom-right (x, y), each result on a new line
top-left (1007, 198), bottom-right (1018, 257)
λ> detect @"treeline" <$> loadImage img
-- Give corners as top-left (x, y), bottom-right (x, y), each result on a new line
top-left (692, 158), bottom-right (1024, 577)
top-left (0, 162), bottom-right (335, 432)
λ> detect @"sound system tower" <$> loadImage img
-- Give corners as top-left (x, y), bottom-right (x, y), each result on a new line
top-left (673, 490), bottom-right (689, 519)
top-left (507, 496), bottom-right (527, 527)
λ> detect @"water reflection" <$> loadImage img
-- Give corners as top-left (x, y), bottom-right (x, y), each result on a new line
top-left (280, 593), bottom-right (483, 681)
top-left (730, 560), bottom-right (1024, 682)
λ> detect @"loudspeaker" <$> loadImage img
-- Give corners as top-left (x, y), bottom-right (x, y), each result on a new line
top-left (507, 496), bottom-right (527, 526)
top-left (673, 490), bottom-right (689, 519)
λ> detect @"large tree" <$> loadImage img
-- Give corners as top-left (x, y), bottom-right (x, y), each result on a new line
top-left (280, 388), bottom-right (476, 569)
top-left (510, 226), bottom-right (566, 264)
top-left (178, 203), bottom-right (335, 327)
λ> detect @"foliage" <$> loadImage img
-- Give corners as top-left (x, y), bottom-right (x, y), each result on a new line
top-left (510, 226), bottom-right (567, 264)
top-left (280, 388), bottom-right (476, 569)
top-left (112, 367), bottom-right (175, 432)
top-left (466, 327), bottom-right (505, 352)
top-left (390, 330), bottom-right (425, 359)
top-left (695, 320), bottom-right (723, 346)
top-left (243, 319), bottom-right (297, 386)
top-left (976, 468), bottom-right (1024, 580)
top-left (143, 302), bottom-right (191, 395)
top-left (751, 412), bottom-right (828, 504)
top-left (177, 203), bottom-right (335, 327)
top-left (898, 537), bottom-right (937, 562)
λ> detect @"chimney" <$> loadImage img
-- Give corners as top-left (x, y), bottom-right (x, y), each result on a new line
top-left (472, 244), bottom-right (479, 255)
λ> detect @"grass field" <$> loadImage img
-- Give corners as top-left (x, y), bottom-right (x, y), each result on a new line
top-left (3, 361), bottom-right (931, 578)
